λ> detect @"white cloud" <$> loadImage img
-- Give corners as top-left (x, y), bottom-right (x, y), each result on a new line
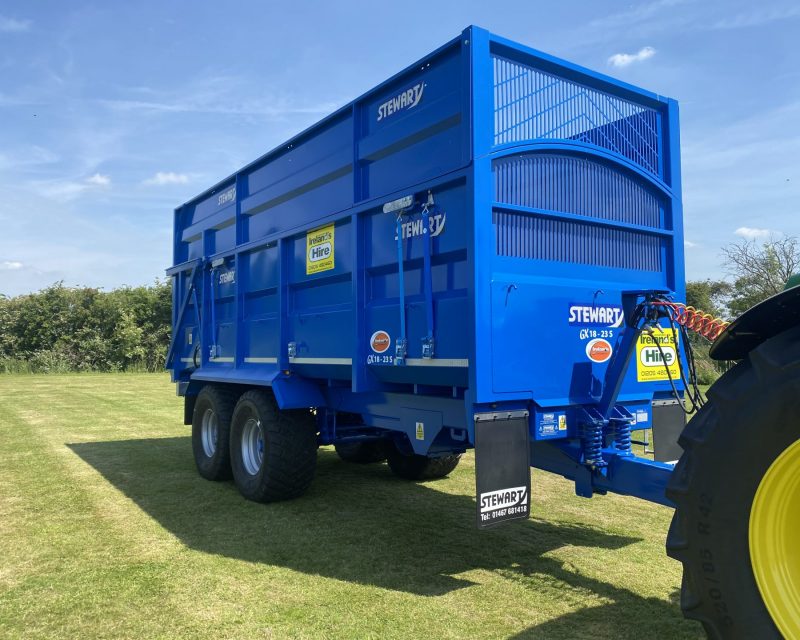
top-left (0, 15), bottom-right (31, 33)
top-left (86, 173), bottom-right (111, 186)
top-left (684, 240), bottom-right (699, 248)
top-left (734, 227), bottom-right (771, 240)
top-left (713, 6), bottom-right (800, 30)
top-left (34, 174), bottom-right (111, 200)
top-left (0, 260), bottom-right (23, 270)
top-left (144, 171), bottom-right (189, 186)
top-left (99, 75), bottom-right (340, 119)
top-left (608, 46), bottom-right (657, 68)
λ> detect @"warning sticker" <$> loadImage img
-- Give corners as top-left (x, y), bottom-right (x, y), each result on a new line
top-left (306, 224), bottom-right (335, 274)
top-left (637, 327), bottom-right (680, 382)
top-left (537, 412), bottom-right (567, 439)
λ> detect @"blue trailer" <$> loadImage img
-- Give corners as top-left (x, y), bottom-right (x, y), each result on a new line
top-left (166, 27), bottom-right (800, 639)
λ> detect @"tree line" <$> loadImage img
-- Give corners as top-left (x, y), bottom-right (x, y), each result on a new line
top-left (0, 236), bottom-right (797, 376)
top-left (0, 281), bottom-right (171, 373)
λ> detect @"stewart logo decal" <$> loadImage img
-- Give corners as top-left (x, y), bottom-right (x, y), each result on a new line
top-left (394, 212), bottom-right (446, 240)
top-left (377, 82), bottom-right (425, 122)
top-left (479, 487), bottom-right (528, 514)
top-left (568, 303), bottom-right (624, 328)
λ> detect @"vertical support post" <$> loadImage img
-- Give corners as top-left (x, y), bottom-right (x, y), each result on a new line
top-left (352, 211), bottom-right (368, 391)
top-left (395, 215), bottom-right (407, 365)
top-left (278, 237), bottom-right (290, 372)
top-left (234, 173), bottom-right (245, 366)
top-left (421, 197), bottom-right (435, 359)
top-left (210, 265), bottom-right (218, 359)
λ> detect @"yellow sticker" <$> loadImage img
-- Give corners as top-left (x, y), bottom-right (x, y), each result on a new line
top-left (415, 422), bottom-right (425, 440)
top-left (306, 223), bottom-right (335, 275)
top-left (636, 327), bottom-right (680, 382)
top-left (558, 414), bottom-right (567, 431)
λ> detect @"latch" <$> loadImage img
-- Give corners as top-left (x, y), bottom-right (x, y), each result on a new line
top-left (395, 338), bottom-right (407, 366)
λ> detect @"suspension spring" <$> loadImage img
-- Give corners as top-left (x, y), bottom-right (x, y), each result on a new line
top-left (612, 419), bottom-right (632, 454)
top-left (581, 421), bottom-right (606, 469)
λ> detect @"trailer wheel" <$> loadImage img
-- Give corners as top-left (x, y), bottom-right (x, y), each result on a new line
top-left (191, 385), bottom-right (238, 481)
top-left (666, 325), bottom-right (800, 639)
top-left (386, 445), bottom-right (461, 481)
top-left (229, 389), bottom-right (317, 502)
top-left (335, 441), bottom-right (387, 464)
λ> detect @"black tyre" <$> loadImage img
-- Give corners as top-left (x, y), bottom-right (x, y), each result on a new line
top-left (335, 441), bottom-right (387, 464)
top-left (666, 325), bottom-right (800, 639)
top-left (191, 385), bottom-right (238, 481)
top-left (386, 444), bottom-right (461, 480)
top-left (229, 389), bottom-right (317, 502)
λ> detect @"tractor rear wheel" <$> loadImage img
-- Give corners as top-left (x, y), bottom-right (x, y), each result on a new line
top-left (335, 441), bottom-right (387, 464)
top-left (229, 389), bottom-right (318, 502)
top-left (666, 325), bottom-right (800, 639)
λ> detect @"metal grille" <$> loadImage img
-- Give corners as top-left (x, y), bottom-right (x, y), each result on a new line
top-left (493, 55), bottom-right (661, 177)
top-left (494, 210), bottom-right (662, 272)
top-left (493, 154), bottom-right (661, 228)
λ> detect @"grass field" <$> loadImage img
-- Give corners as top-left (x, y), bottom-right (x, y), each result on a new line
top-left (0, 374), bottom-right (703, 639)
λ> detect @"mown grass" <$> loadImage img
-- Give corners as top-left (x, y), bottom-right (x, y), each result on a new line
top-left (0, 374), bottom-right (703, 639)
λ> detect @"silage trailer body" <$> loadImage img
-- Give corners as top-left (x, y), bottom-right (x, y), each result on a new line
top-left (166, 27), bottom-right (800, 638)
top-left (166, 25), bottom-right (685, 509)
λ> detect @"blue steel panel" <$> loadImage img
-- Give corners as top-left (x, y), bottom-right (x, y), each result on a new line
top-left (212, 222), bottom-right (236, 254)
top-left (247, 116), bottom-right (353, 197)
top-left (244, 244), bottom-right (278, 287)
top-left (245, 318), bottom-right (278, 358)
top-left (185, 237), bottom-right (202, 262)
top-left (359, 42), bottom-right (468, 200)
top-left (189, 183), bottom-right (237, 226)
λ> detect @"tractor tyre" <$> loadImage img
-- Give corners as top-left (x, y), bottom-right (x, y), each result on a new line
top-left (666, 325), bottom-right (800, 639)
top-left (229, 389), bottom-right (317, 502)
top-left (335, 441), bottom-right (387, 464)
top-left (386, 444), bottom-right (461, 481)
top-left (191, 385), bottom-right (238, 481)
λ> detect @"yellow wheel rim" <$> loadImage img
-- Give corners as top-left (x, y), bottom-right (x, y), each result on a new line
top-left (750, 437), bottom-right (800, 639)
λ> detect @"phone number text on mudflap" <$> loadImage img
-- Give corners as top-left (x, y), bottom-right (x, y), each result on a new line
top-left (481, 505), bottom-right (528, 522)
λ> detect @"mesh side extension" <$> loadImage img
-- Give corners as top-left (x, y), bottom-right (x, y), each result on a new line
top-left (493, 154), bottom-right (661, 228)
top-left (493, 55), bottom-right (662, 178)
top-left (494, 210), bottom-right (663, 272)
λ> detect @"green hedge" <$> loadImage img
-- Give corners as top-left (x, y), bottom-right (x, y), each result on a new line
top-left (0, 282), bottom-right (171, 373)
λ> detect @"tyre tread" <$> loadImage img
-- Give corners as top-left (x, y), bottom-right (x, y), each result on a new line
top-left (666, 327), bottom-right (800, 638)
top-left (230, 389), bottom-right (317, 502)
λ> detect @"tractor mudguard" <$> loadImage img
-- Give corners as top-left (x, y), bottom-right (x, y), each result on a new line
top-left (709, 284), bottom-right (800, 361)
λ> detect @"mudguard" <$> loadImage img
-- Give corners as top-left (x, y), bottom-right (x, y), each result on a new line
top-left (710, 285), bottom-right (800, 361)
top-left (271, 373), bottom-right (326, 409)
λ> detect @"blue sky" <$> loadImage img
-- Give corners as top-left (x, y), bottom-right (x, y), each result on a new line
top-left (1, 0), bottom-right (798, 297)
